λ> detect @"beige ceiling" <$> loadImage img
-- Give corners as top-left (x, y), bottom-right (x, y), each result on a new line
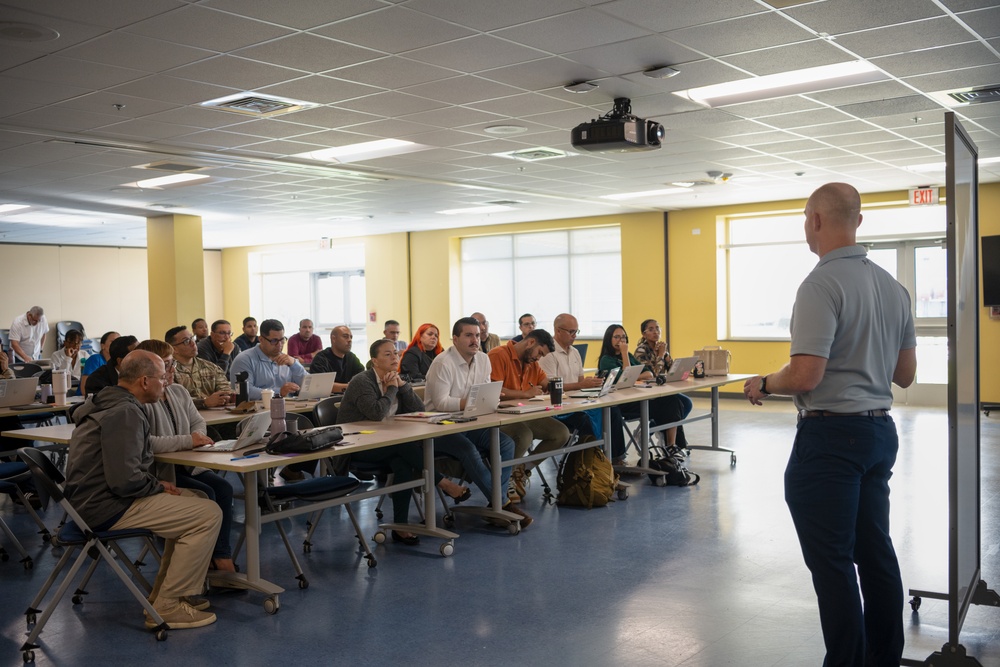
top-left (0, 0), bottom-right (998, 248)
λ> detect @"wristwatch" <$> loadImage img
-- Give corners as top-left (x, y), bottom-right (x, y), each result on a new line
top-left (759, 375), bottom-right (770, 396)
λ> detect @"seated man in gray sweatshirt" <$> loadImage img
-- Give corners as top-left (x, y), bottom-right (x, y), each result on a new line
top-left (64, 350), bottom-right (222, 629)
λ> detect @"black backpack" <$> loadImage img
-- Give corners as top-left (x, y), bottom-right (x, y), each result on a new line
top-left (648, 445), bottom-right (700, 487)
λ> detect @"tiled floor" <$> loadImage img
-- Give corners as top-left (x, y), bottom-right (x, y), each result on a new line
top-left (2, 399), bottom-right (998, 666)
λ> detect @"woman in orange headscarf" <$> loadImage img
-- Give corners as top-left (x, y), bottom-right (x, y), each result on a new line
top-left (398, 323), bottom-right (443, 381)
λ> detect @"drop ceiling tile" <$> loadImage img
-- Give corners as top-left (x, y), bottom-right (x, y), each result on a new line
top-left (107, 75), bottom-right (239, 105)
top-left (691, 119), bottom-right (775, 138)
top-left (837, 96), bottom-right (944, 121)
top-left (169, 129), bottom-right (271, 149)
top-left (169, 55), bottom-right (306, 89)
top-left (466, 93), bottom-right (581, 117)
top-left (0, 44), bottom-right (51, 71)
top-left (748, 107), bottom-right (851, 129)
top-left (784, 0), bottom-right (945, 36)
top-left (142, 106), bottom-right (246, 130)
top-left (254, 75), bottom-right (382, 107)
top-left (404, 35), bottom-right (550, 73)
top-left (475, 57), bottom-right (608, 91)
top-left (560, 34), bottom-right (703, 76)
top-left (328, 57), bottom-right (458, 89)
top-left (399, 106), bottom-right (507, 130)
top-left (1, 0), bottom-right (183, 29)
top-left (723, 96), bottom-right (826, 119)
top-left (718, 130), bottom-right (802, 146)
top-left (723, 40), bottom-right (855, 77)
top-left (313, 7), bottom-right (475, 54)
top-left (493, 9), bottom-right (651, 54)
top-left (91, 118), bottom-right (202, 141)
top-left (5, 106), bottom-right (124, 133)
top-left (217, 119), bottom-right (328, 141)
top-left (335, 91), bottom-right (449, 117)
top-left (400, 75), bottom-right (525, 105)
top-left (203, 0), bottom-right (384, 30)
top-left (960, 7), bottom-right (1000, 38)
top-left (872, 43), bottom-right (999, 78)
top-left (60, 31), bottom-right (215, 73)
top-left (53, 92), bottom-right (179, 118)
top-left (904, 63), bottom-right (1000, 93)
top-left (124, 5), bottom-right (294, 52)
top-left (832, 16), bottom-right (978, 58)
top-left (666, 12), bottom-right (814, 57)
top-left (791, 120), bottom-right (877, 138)
top-left (4, 56), bottom-right (148, 89)
top-left (0, 99), bottom-right (39, 119)
top-left (805, 80), bottom-right (919, 106)
top-left (596, 0), bottom-right (766, 33)
top-left (822, 130), bottom-right (901, 147)
top-left (232, 33), bottom-right (382, 74)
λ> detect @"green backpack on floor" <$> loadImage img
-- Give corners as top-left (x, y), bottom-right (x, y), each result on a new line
top-left (556, 446), bottom-right (619, 508)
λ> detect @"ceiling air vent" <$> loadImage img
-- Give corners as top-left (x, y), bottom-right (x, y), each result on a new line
top-left (484, 200), bottom-right (526, 206)
top-left (200, 93), bottom-right (319, 117)
top-left (493, 147), bottom-right (570, 162)
top-left (947, 85), bottom-right (1000, 105)
top-left (141, 161), bottom-right (206, 172)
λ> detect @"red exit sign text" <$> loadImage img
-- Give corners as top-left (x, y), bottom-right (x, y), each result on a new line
top-left (909, 187), bottom-right (939, 205)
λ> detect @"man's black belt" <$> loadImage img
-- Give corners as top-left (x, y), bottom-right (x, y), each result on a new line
top-left (799, 409), bottom-right (888, 420)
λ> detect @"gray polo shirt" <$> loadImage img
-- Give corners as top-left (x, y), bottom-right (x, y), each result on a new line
top-left (789, 245), bottom-right (916, 412)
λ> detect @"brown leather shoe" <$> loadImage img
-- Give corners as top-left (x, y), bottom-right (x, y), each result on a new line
top-left (503, 501), bottom-right (533, 529)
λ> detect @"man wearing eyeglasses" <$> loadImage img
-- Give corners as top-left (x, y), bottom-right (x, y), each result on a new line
top-left (228, 319), bottom-right (306, 400)
top-left (197, 320), bottom-right (240, 375)
top-left (510, 313), bottom-right (536, 343)
top-left (167, 326), bottom-right (232, 409)
top-left (470, 312), bottom-right (500, 353)
top-left (64, 350), bottom-right (222, 630)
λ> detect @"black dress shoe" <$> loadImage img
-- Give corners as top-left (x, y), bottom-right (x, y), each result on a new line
top-left (391, 531), bottom-right (420, 546)
top-left (451, 488), bottom-right (472, 504)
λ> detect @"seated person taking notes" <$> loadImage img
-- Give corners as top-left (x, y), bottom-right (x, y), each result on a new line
top-left (337, 338), bottom-right (470, 545)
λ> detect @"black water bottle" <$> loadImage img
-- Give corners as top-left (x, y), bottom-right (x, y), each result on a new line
top-left (236, 371), bottom-right (249, 404)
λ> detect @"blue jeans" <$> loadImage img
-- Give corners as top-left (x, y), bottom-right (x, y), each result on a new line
top-left (176, 469), bottom-right (234, 560)
top-left (435, 428), bottom-right (514, 501)
top-left (784, 415), bottom-right (903, 667)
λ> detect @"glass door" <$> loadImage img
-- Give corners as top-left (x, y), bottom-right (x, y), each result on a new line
top-left (867, 241), bottom-right (947, 406)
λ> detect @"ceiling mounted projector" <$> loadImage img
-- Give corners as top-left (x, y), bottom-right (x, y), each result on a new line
top-left (570, 98), bottom-right (664, 153)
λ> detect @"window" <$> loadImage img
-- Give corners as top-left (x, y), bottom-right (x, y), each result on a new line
top-left (460, 227), bottom-right (621, 337)
top-left (722, 205), bottom-right (945, 340)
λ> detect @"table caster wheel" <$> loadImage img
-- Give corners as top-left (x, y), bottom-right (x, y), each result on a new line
top-left (302, 541), bottom-right (312, 553)
top-left (652, 475), bottom-right (666, 487)
top-left (443, 515), bottom-right (455, 529)
top-left (373, 530), bottom-right (386, 544)
top-left (910, 596), bottom-right (921, 611)
top-left (26, 613), bottom-right (36, 625)
top-left (298, 578), bottom-right (309, 590)
top-left (41, 533), bottom-right (51, 543)
top-left (366, 555), bottom-right (377, 568)
top-left (155, 629), bottom-right (167, 641)
top-left (507, 522), bottom-right (520, 535)
top-left (617, 487), bottom-right (628, 500)
top-left (23, 558), bottom-right (33, 570)
top-left (730, 453), bottom-right (737, 466)
top-left (22, 649), bottom-right (35, 663)
top-left (72, 595), bottom-right (83, 605)
top-left (375, 509), bottom-right (383, 520)
top-left (263, 596), bottom-right (279, 614)
top-left (440, 541), bottom-right (454, 557)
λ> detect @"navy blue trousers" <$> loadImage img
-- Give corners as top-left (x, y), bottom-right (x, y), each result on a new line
top-left (784, 415), bottom-right (904, 667)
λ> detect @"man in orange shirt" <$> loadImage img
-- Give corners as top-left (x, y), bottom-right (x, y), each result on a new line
top-left (488, 329), bottom-right (572, 503)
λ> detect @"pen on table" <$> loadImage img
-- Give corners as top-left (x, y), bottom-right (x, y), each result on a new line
top-left (231, 453), bottom-right (259, 461)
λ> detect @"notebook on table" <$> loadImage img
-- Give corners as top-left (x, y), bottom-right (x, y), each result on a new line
top-left (496, 402), bottom-right (550, 415)
top-left (661, 356), bottom-right (700, 383)
top-left (0, 378), bottom-right (41, 408)
top-left (199, 411), bottom-right (270, 452)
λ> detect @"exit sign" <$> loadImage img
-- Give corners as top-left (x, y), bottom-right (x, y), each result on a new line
top-left (909, 187), bottom-right (939, 205)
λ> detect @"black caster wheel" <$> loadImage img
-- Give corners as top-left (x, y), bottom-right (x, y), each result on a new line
top-left (443, 516), bottom-right (455, 529)
top-left (302, 542), bottom-right (312, 554)
top-left (26, 613), bottom-right (36, 625)
top-left (72, 595), bottom-right (83, 605)
top-left (23, 558), bottom-right (33, 570)
top-left (298, 578), bottom-right (309, 590)
top-left (155, 629), bottom-right (167, 641)
top-left (23, 649), bottom-right (35, 663)
top-left (41, 533), bottom-right (51, 543)
top-left (375, 509), bottom-right (384, 520)
top-left (910, 596), bottom-right (921, 611)
top-left (263, 596), bottom-right (279, 614)
top-left (366, 556), bottom-right (377, 568)
top-left (617, 488), bottom-right (628, 500)
top-left (730, 453), bottom-right (737, 466)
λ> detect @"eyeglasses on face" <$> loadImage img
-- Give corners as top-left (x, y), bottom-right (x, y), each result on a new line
top-left (262, 336), bottom-right (287, 346)
top-left (558, 327), bottom-right (580, 336)
top-left (171, 336), bottom-right (196, 347)
top-left (213, 330), bottom-right (232, 337)
top-left (611, 334), bottom-right (628, 341)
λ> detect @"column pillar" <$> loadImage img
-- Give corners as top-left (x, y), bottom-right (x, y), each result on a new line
top-left (146, 214), bottom-right (205, 341)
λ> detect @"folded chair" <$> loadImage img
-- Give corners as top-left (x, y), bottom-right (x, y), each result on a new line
top-left (16, 447), bottom-right (167, 665)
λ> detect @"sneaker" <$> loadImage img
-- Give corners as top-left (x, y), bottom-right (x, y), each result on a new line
top-left (180, 595), bottom-right (210, 611)
top-left (511, 465), bottom-right (529, 499)
top-left (507, 482), bottom-right (522, 504)
top-left (503, 502), bottom-right (533, 530)
top-left (279, 467), bottom-right (305, 482)
top-left (146, 599), bottom-right (217, 630)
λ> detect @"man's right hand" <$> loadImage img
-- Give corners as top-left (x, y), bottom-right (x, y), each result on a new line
top-left (203, 390), bottom-right (230, 408)
top-left (274, 353), bottom-right (294, 366)
top-left (280, 382), bottom-right (300, 397)
top-left (191, 432), bottom-right (214, 447)
top-left (580, 375), bottom-right (604, 388)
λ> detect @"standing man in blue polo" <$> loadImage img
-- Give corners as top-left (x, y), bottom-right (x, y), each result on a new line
top-left (744, 182), bottom-right (916, 666)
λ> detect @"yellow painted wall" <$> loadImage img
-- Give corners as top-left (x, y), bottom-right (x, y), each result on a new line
top-left (980, 182), bottom-right (1000, 403)
top-left (407, 211), bottom-right (665, 367)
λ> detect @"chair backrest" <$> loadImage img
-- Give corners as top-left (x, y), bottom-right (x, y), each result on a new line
top-left (0, 328), bottom-right (9, 355)
top-left (10, 362), bottom-right (42, 378)
top-left (313, 396), bottom-right (339, 426)
top-left (572, 343), bottom-right (589, 365)
top-left (17, 447), bottom-right (66, 502)
top-left (56, 321), bottom-right (86, 347)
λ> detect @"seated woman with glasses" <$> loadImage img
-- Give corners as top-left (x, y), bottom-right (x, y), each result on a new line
top-left (337, 338), bottom-right (470, 546)
top-left (398, 323), bottom-right (442, 381)
top-left (135, 339), bottom-right (236, 573)
top-left (598, 324), bottom-right (692, 452)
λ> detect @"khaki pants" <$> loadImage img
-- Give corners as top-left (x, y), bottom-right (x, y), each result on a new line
top-left (111, 489), bottom-right (222, 601)
top-left (501, 417), bottom-right (570, 465)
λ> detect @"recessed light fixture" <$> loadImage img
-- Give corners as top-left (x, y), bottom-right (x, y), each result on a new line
top-left (437, 205), bottom-right (515, 215)
top-left (293, 139), bottom-right (421, 163)
top-left (0, 204), bottom-right (30, 213)
top-left (674, 61), bottom-right (887, 107)
top-left (133, 173), bottom-right (210, 188)
top-left (564, 81), bottom-right (599, 93)
top-left (0, 22), bottom-right (59, 42)
top-left (493, 147), bottom-right (570, 161)
top-left (643, 66), bottom-right (680, 80)
top-left (484, 125), bottom-right (527, 135)
top-left (599, 188), bottom-right (690, 201)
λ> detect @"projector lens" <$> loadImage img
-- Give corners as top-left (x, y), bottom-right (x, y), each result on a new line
top-left (647, 121), bottom-right (664, 144)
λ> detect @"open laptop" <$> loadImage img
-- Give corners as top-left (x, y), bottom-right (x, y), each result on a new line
top-left (454, 380), bottom-right (502, 418)
top-left (661, 356), bottom-right (700, 383)
top-left (569, 369), bottom-right (618, 399)
top-left (199, 411), bottom-right (271, 452)
top-left (612, 364), bottom-right (645, 390)
top-left (291, 372), bottom-right (336, 400)
top-left (0, 377), bottom-right (41, 409)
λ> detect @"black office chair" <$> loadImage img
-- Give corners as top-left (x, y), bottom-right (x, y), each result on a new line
top-left (572, 342), bottom-right (589, 364)
top-left (9, 363), bottom-right (42, 379)
top-left (0, 328), bottom-right (10, 356)
top-left (55, 321), bottom-right (85, 348)
top-left (0, 462), bottom-right (39, 570)
top-left (16, 447), bottom-right (167, 664)
top-left (231, 414), bottom-right (376, 587)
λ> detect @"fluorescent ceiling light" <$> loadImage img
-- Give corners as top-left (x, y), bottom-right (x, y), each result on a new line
top-left (600, 188), bottom-right (690, 200)
top-left (674, 61), bottom-right (887, 108)
top-left (0, 204), bottom-right (30, 213)
top-left (564, 81), bottom-right (598, 93)
top-left (437, 205), bottom-right (515, 215)
top-left (133, 173), bottom-right (209, 188)
top-left (907, 156), bottom-right (1000, 173)
top-left (293, 139), bottom-right (419, 163)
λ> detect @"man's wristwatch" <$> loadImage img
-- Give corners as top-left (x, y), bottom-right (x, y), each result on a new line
top-left (759, 375), bottom-right (770, 396)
